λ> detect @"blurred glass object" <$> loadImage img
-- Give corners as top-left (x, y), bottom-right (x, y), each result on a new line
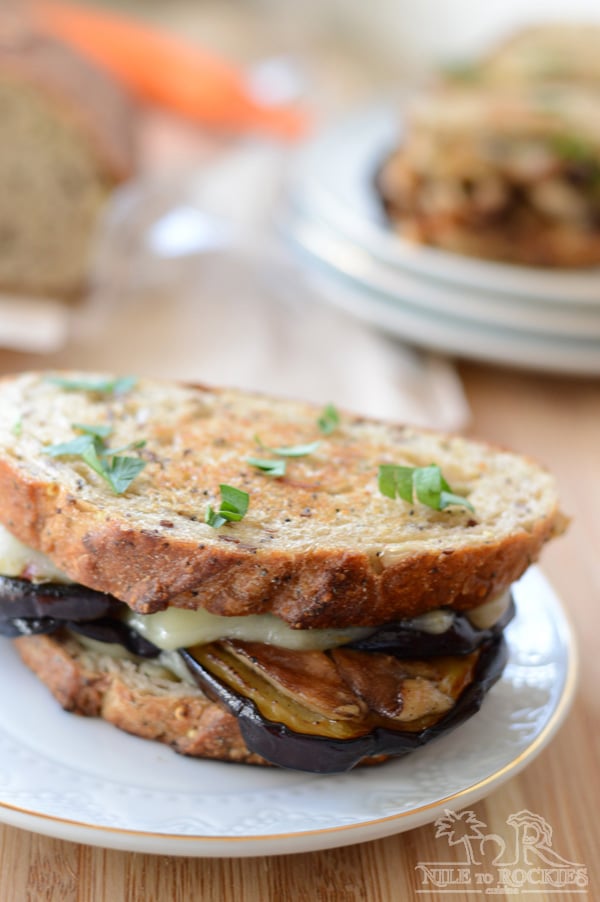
top-left (76, 144), bottom-right (469, 431)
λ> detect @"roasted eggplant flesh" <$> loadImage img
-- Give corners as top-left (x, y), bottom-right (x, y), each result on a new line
top-left (180, 638), bottom-right (507, 772)
top-left (184, 641), bottom-right (477, 738)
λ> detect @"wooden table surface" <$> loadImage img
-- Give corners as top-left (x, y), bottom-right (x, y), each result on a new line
top-left (0, 349), bottom-right (596, 901)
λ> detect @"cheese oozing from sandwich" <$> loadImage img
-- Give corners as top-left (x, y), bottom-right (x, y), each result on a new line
top-left (0, 524), bottom-right (73, 584)
top-left (0, 523), bottom-right (512, 649)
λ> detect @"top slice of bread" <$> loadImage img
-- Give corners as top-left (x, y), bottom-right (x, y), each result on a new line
top-left (0, 372), bottom-right (565, 627)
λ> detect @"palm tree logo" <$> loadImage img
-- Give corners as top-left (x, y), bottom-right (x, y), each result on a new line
top-left (434, 809), bottom-right (488, 865)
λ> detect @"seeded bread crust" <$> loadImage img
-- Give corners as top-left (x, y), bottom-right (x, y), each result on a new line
top-left (0, 372), bottom-right (565, 628)
top-left (13, 631), bottom-right (266, 763)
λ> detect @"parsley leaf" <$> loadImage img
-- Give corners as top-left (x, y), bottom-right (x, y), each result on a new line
top-left (206, 485), bottom-right (249, 528)
top-left (82, 445), bottom-right (147, 495)
top-left (378, 464), bottom-right (475, 513)
top-left (262, 440), bottom-right (321, 458)
top-left (45, 375), bottom-right (137, 395)
top-left (246, 457), bottom-right (287, 477)
top-left (248, 434), bottom-right (321, 481)
top-left (317, 403), bottom-right (340, 435)
top-left (72, 422), bottom-right (113, 439)
top-left (106, 439), bottom-right (147, 455)
top-left (44, 434), bottom-right (100, 458)
top-left (43, 422), bottom-right (146, 495)
top-left (378, 464), bottom-right (414, 503)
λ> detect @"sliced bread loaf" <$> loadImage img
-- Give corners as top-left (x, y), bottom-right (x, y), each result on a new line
top-left (0, 13), bottom-right (136, 300)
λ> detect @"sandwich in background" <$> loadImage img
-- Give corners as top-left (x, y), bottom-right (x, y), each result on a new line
top-left (377, 23), bottom-right (600, 268)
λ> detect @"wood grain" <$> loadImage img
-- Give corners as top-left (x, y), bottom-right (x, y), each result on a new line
top-left (0, 361), bottom-right (597, 901)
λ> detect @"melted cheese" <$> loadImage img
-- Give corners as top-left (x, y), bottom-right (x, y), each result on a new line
top-left (0, 524), bottom-right (72, 584)
top-left (126, 607), bottom-right (374, 652)
top-left (466, 591), bottom-right (511, 629)
top-left (125, 591), bottom-right (511, 653)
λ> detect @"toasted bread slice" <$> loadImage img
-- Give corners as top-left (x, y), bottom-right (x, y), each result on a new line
top-left (13, 631), bottom-right (266, 763)
top-left (0, 372), bottom-right (564, 627)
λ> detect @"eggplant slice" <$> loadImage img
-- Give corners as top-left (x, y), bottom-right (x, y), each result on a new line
top-left (347, 597), bottom-right (514, 657)
top-left (181, 638), bottom-right (508, 773)
top-left (0, 577), bottom-right (160, 656)
top-left (1, 576), bottom-right (510, 772)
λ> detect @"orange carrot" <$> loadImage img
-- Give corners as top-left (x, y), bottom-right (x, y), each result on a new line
top-left (30, 0), bottom-right (309, 140)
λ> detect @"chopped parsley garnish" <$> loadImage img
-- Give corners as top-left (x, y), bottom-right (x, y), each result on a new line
top-left (378, 464), bottom-right (475, 513)
top-left (81, 444), bottom-right (147, 495)
top-left (258, 439), bottom-right (321, 458)
top-left (205, 485), bottom-right (249, 528)
top-left (45, 375), bottom-right (137, 395)
top-left (317, 403), bottom-right (340, 435)
top-left (44, 423), bottom-right (146, 495)
top-left (246, 457), bottom-right (287, 477)
top-left (12, 419), bottom-right (22, 437)
top-left (71, 422), bottom-right (112, 439)
top-left (248, 432), bottom-right (322, 480)
top-left (550, 134), bottom-right (595, 164)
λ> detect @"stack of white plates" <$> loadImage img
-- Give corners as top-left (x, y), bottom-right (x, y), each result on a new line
top-left (282, 105), bottom-right (600, 375)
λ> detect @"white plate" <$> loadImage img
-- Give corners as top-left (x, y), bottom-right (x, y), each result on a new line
top-left (289, 218), bottom-right (600, 375)
top-left (286, 203), bottom-right (600, 340)
top-left (0, 568), bottom-right (575, 857)
top-left (291, 104), bottom-right (600, 306)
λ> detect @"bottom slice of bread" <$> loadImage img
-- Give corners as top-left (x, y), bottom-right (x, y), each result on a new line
top-left (13, 632), bottom-right (268, 765)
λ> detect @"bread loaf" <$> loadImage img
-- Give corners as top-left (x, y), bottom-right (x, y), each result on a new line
top-left (0, 12), bottom-right (136, 300)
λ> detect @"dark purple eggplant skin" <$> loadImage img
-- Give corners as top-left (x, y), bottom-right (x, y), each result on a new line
top-left (0, 577), bottom-right (160, 657)
top-left (347, 597), bottom-right (515, 657)
top-left (180, 637), bottom-right (508, 774)
top-left (68, 619), bottom-right (161, 657)
top-left (0, 613), bottom-right (161, 657)
top-left (0, 576), bottom-right (120, 622)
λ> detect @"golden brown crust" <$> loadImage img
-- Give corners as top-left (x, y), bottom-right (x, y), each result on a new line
top-left (14, 632), bottom-right (267, 763)
top-left (0, 372), bottom-right (564, 627)
top-left (0, 11), bottom-right (136, 182)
